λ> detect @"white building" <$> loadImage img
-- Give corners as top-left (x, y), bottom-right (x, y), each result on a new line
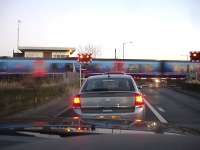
top-left (17, 46), bottom-right (75, 58)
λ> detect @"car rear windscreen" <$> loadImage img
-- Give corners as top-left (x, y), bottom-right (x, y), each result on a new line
top-left (82, 77), bottom-right (135, 92)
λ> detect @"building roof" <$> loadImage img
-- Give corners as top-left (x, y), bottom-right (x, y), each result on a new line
top-left (18, 46), bottom-right (75, 53)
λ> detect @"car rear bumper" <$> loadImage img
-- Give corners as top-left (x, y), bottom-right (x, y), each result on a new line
top-left (73, 106), bottom-right (145, 121)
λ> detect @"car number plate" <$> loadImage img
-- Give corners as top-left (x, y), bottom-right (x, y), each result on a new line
top-left (102, 109), bottom-right (113, 112)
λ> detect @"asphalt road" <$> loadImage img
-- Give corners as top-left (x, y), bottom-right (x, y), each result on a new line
top-left (58, 87), bottom-right (200, 129)
top-left (142, 87), bottom-right (200, 128)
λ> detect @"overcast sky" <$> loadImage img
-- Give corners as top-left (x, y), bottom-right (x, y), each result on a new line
top-left (0, 0), bottom-right (200, 60)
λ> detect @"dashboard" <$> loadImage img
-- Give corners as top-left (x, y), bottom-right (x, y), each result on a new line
top-left (1, 133), bottom-right (200, 150)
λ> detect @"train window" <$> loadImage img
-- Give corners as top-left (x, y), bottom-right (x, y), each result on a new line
top-left (65, 64), bottom-right (73, 72)
top-left (0, 62), bottom-right (7, 72)
top-left (51, 63), bottom-right (59, 72)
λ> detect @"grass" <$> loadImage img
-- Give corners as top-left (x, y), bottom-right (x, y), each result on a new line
top-left (0, 73), bottom-right (79, 117)
top-left (174, 80), bottom-right (200, 93)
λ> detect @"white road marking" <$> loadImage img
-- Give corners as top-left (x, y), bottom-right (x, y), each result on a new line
top-left (55, 109), bottom-right (66, 117)
top-left (54, 106), bottom-right (71, 118)
top-left (163, 132), bottom-right (183, 136)
top-left (144, 99), bottom-right (168, 124)
top-left (157, 106), bottom-right (166, 113)
top-left (94, 128), bottom-right (155, 134)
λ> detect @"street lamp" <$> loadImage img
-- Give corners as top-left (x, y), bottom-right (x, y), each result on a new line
top-left (123, 41), bottom-right (133, 60)
top-left (180, 54), bottom-right (190, 77)
top-left (17, 19), bottom-right (21, 50)
top-left (180, 54), bottom-right (189, 61)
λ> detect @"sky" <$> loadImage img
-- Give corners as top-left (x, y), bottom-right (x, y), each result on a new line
top-left (0, 0), bottom-right (200, 60)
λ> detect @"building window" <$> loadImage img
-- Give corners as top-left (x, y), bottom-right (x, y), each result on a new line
top-left (25, 52), bottom-right (43, 58)
top-left (52, 55), bottom-right (68, 58)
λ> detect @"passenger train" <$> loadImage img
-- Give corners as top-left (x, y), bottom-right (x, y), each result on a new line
top-left (0, 57), bottom-right (199, 79)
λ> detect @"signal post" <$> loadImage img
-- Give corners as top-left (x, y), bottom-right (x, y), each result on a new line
top-left (77, 53), bottom-right (92, 87)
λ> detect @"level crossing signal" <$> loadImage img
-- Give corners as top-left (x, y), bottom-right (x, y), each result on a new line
top-left (77, 53), bottom-right (92, 63)
top-left (190, 51), bottom-right (200, 62)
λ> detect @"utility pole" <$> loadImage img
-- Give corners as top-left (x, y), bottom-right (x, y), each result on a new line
top-left (13, 49), bottom-right (15, 57)
top-left (17, 20), bottom-right (21, 50)
top-left (122, 43), bottom-right (125, 60)
top-left (115, 48), bottom-right (117, 59)
top-left (79, 63), bottom-right (82, 87)
top-left (122, 41), bottom-right (133, 60)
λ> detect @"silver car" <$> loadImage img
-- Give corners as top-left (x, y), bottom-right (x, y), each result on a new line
top-left (73, 74), bottom-right (145, 123)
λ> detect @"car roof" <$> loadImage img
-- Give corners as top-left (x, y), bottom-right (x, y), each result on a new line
top-left (87, 74), bottom-right (133, 79)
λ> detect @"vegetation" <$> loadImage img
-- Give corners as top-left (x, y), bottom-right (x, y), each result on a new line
top-left (181, 81), bottom-right (200, 92)
top-left (0, 73), bottom-right (79, 117)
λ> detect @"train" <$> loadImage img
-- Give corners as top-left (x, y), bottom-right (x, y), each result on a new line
top-left (0, 57), bottom-right (200, 79)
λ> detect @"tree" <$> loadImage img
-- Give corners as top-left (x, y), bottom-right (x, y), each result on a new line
top-left (77, 44), bottom-right (101, 58)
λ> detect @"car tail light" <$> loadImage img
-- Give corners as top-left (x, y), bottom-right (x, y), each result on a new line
top-left (134, 93), bottom-right (144, 106)
top-left (73, 95), bottom-right (81, 108)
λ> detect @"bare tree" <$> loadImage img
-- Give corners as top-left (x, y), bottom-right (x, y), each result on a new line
top-left (77, 44), bottom-right (101, 58)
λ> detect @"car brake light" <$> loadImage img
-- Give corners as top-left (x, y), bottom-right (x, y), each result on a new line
top-left (73, 95), bottom-right (81, 108)
top-left (134, 93), bottom-right (144, 106)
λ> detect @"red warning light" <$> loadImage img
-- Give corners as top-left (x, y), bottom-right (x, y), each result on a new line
top-left (193, 53), bottom-right (197, 57)
top-left (77, 53), bottom-right (92, 63)
top-left (190, 51), bottom-right (200, 62)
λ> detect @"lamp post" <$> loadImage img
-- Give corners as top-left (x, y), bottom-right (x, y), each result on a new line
top-left (180, 54), bottom-right (190, 80)
top-left (122, 41), bottom-right (133, 60)
top-left (17, 20), bottom-right (21, 50)
top-left (180, 54), bottom-right (189, 61)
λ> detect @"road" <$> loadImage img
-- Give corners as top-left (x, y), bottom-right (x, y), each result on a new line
top-left (58, 87), bottom-right (200, 129)
top-left (142, 87), bottom-right (200, 128)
